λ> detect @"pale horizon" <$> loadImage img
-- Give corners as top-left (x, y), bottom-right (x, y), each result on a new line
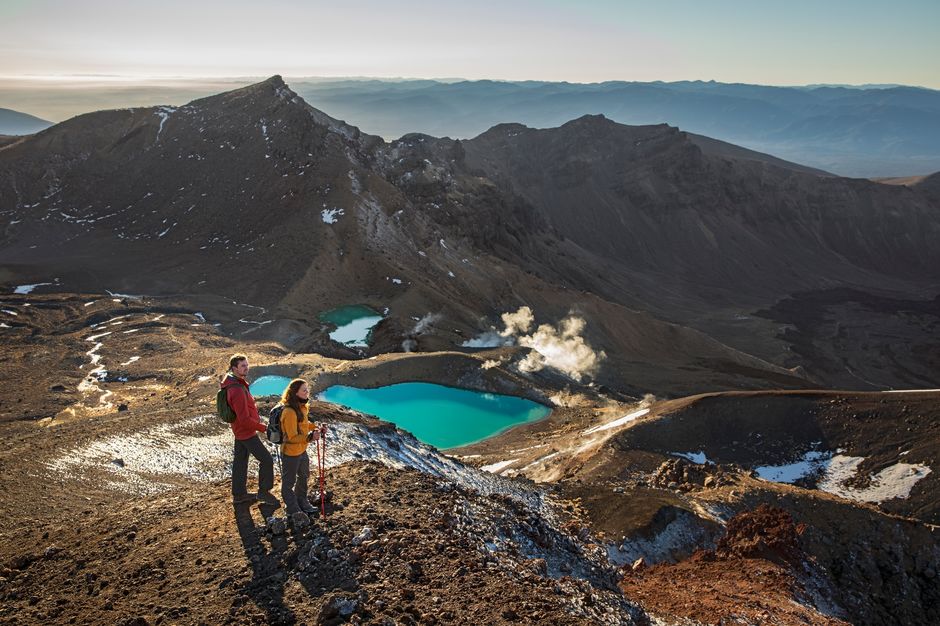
top-left (3, 73), bottom-right (937, 89)
top-left (4, 72), bottom-right (937, 125)
top-left (2, 1), bottom-right (938, 86)
top-left (3, 0), bottom-right (939, 137)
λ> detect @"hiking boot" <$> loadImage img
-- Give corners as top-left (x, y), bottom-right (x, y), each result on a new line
top-left (257, 491), bottom-right (281, 507)
top-left (232, 493), bottom-right (257, 505)
top-left (298, 499), bottom-right (317, 514)
top-left (291, 511), bottom-right (310, 527)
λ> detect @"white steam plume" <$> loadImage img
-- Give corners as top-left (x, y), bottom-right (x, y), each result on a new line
top-left (412, 312), bottom-right (441, 335)
top-left (500, 306), bottom-right (534, 337)
top-left (516, 315), bottom-right (605, 382)
top-left (461, 331), bottom-right (512, 348)
top-left (463, 306), bottom-right (606, 382)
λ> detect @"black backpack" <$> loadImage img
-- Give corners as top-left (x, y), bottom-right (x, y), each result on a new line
top-left (267, 404), bottom-right (286, 444)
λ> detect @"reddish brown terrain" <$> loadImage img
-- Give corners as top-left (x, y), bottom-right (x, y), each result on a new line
top-left (0, 295), bottom-right (937, 625)
top-left (621, 506), bottom-right (850, 626)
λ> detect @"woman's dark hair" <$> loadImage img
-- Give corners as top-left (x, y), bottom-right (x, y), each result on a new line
top-left (280, 378), bottom-right (308, 420)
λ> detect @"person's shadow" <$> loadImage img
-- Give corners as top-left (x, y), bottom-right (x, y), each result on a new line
top-left (233, 502), bottom-right (295, 625)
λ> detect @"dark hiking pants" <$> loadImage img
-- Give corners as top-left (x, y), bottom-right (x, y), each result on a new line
top-left (232, 435), bottom-right (274, 496)
top-left (281, 451), bottom-right (311, 514)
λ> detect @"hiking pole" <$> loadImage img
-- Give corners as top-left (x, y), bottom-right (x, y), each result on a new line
top-left (317, 426), bottom-right (325, 519)
top-left (264, 437), bottom-right (282, 479)
top-left (316, 424), bottom-right (327, 518)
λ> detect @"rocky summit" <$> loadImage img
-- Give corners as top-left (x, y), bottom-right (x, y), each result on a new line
top-left (1, 77), bottom-right (938, 625)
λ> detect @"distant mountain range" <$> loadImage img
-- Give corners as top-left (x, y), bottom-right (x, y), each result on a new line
top-left (6, 78), bottom-right (940, 176)
top-left (0, 107), bottom-right (52, 135)
top-left (287, 78), bottom-right (940, 177)
top-left (2, 76), bottom-right (938, 394)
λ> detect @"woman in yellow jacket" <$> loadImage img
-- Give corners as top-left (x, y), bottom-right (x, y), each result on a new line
top-left (279, 378), bottom-right (317, 519)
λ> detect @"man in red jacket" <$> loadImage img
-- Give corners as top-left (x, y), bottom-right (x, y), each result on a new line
top-left (223, 354), bottom-right (279, 506)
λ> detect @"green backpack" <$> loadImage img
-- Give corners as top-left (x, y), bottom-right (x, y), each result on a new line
top-left (216, 387), bottom-right (237, 423)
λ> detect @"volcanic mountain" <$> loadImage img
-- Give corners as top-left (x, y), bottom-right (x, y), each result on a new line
top-left (2, 76), bottom-right (939, 395)
top-left (2, 77), bottom-right (940, 626)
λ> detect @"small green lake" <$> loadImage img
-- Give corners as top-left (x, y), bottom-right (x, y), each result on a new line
top-left (319, 305), bottom-right (384, 347)
top-left (319, 382), bottom-right (551, 449)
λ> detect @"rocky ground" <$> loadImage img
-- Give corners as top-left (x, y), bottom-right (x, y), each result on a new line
top-left (1, 293), bottom-right (939, 625)
top-left (621, 506), bottom-right (850, 625)
top-left (0, 462), bottom-right (646, 626)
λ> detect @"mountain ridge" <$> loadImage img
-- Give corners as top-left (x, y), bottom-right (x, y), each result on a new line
top-left (2, 76), bottom-right (939, 394)
top-left (0, 106), bottom-right (52, 135)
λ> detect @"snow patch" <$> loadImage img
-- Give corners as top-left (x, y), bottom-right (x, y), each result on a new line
top-left (609, 507), bottom-right (719, 566)
top-left (672, 451), bottom-right (711, 465)
top-left (329, 314), bottom-right (383, 347)
top-left (481, 459), bottom-right (519, 474)
top-left (321, 207), bottom-right (345, 224)
top-left (755, 451), bottom-right (829, 483)
top-left (14, 282), bottom-right (52, 294)
top-left (154, 106), bottom-right (176, 141)
top-left (818, 455), bottom-right (931, 503)
top-left (582, 408), bottom-right (650, 435)
top-left (106, 290), bottom-right (143, 300)
top-left (46, 415), bottom-right (547, 512)
top-left (755, 450), bottom-right (932, 503)
top-left (518, 452), bottom-right (560, 473)
top-left (75, 335), bottom-right (113, 410)
top-left (47, 414), bottom-right (232, 495)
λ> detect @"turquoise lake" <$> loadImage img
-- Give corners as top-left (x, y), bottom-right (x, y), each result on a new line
top-left (319, 382), bottom-right (551, 449)
top-left (251, 375), bottom-right (294, 397)
top-left (318, 305), bottom-right (384, 347)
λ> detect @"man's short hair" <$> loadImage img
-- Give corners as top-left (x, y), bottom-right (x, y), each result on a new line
top-left (229, 354), bottom-right (248, 370)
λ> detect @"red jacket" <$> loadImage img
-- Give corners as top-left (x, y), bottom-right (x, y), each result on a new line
top-left (222, 374), bottom-right (267, 440)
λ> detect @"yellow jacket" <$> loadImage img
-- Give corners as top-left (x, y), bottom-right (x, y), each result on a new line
top-left (280, 404), bottom-right (313, 457)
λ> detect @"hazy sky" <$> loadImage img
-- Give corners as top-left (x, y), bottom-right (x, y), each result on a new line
top-left (2, 0), bottom-right (938, 87)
